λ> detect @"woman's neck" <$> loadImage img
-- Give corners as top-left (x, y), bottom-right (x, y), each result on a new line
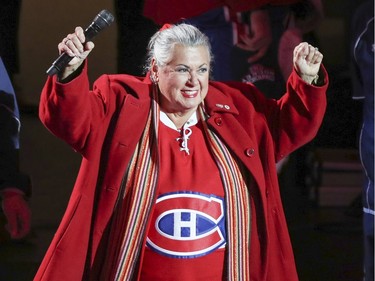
top-left (164, 110), bottom-right (197, 129)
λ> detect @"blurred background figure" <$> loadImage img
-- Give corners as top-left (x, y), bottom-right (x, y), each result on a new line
top-left (0, 0), bottom-right (22, 81)
top-left (233, 0), bottom-right (324, 97)
top-left (113, 0), bottom-right (300, 78)
top-left (350, 1), bottom-right (374, 280)
top-left (0, 57), bottom-right (31, 242)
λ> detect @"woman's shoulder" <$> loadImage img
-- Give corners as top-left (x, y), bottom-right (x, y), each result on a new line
top-left (104, 73), bottom-right (151, 86)
top-left (95, 73), bottom-right (152, 98)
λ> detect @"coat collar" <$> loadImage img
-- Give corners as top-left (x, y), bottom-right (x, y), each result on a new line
top-left (204, 82), bottom-right (240, 117)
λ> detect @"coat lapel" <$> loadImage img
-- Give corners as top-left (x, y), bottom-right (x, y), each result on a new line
top-left (204, 84), bottom-right (266, 191)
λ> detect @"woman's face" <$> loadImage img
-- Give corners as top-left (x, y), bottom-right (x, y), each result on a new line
top-left (154, 44), bottom-right (210, 114)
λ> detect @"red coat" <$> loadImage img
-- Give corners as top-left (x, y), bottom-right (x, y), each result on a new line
top-left (35, 64), bottom-right (328, 281)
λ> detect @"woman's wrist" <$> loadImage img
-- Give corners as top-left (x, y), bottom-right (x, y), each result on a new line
top-left (300, 73), bottom-right (319, 85)
top-left (58, 60), bottom-right (85, 83)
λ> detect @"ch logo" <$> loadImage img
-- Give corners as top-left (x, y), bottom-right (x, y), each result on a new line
top-left (146, 191), bottom-right (226, 258)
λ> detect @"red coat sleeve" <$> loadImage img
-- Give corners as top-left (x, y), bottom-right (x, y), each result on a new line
top-left (38, 62), bottom-right (111, 155)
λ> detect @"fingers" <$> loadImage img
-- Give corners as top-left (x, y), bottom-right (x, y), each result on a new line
top-left (237, 34), bottom-right (257, 52)
top-left (3, 206), bottom-right (18, 237)
top-left (247, 46), bottom-right (268, 64)
top-left (293, 42), bottom-right (323, 82)
top-left (58, 26), bottom-right (94, 61)
top-left (2, 193), bottom-right (31, 239)
top-left (294, 42), bottom-right (323, 64)
top-left (6, 208), bottom-right (31, 239)
top-left (237, 33), bottom-right (271, 63)
top-left (311, 47), bottom-right (323, 64)
top-left (237, 34), bottom-right (271, 52)
top-left (15, 199), bottom-right (31, 239)
top-left (306, 45), bottom-right (323, 65)
top-left (58, 27), bottom-right (83, 56)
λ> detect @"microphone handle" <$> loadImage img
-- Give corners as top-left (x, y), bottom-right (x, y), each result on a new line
top-left (46, 53), bottom-right (73, 76)
top-left (46, 22), bottom-right (104, 76)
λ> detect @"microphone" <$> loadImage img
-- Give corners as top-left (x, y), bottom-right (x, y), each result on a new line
top-left (46, 9), bottom-right (115, 76)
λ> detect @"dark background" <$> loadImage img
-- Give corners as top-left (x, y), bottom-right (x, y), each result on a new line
top-left (0, 0), bottom-right (370, 280)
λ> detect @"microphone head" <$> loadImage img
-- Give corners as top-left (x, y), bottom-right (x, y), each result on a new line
top-left (94, 10), bottom-right (115, 29)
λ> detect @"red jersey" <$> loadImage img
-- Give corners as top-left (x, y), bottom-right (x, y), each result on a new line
top-left (140, 112), bottom-right (226, 280)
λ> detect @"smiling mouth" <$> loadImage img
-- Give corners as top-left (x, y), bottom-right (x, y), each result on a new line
top-left (181, 90), bottom-right (199, 98)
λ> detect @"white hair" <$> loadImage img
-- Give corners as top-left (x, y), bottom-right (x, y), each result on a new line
top-left (144, 23), bottom-right (213, 72)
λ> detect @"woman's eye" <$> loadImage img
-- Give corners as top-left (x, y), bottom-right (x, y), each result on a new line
top-left (176, 68), bottom-right (189, 73)
top-left (198, 68), bottom-right (208, 74)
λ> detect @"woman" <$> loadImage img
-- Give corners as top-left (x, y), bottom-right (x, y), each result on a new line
top-left (35, 23), bottom-right (328, 280)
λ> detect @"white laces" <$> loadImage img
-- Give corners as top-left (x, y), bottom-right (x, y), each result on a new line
top-left (160, 111), bottom-right (198, 155)
top-left (176, 126), bottom-right (192, 154)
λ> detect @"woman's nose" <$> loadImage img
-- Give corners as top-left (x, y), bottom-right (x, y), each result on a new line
top-left (188, 71), bottom-right (198, 84)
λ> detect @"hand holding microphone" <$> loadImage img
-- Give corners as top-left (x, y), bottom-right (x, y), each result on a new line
top-left (47, 9), bottom-right (114, 78)
top-left (56, 27), bottom-right (95, 79)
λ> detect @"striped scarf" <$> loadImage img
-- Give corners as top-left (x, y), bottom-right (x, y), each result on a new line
top-left (198, 105), bottom-right (251, 280)
top-left (103, 88), bottom-right (251, 280)
top-left (101, 89), bottom-right (160, 280)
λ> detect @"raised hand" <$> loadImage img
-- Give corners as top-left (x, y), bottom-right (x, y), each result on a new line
top-left (57, 26), bottom-right (95, 80)
top-left (293, 42), bottom-right (323, 84)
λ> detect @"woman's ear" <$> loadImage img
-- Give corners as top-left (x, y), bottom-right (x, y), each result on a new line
top-left (151, 58), bottom-right (158, 73)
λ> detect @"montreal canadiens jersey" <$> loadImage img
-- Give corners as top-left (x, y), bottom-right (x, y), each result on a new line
top-left (140, 112), bottom-right (227, 280)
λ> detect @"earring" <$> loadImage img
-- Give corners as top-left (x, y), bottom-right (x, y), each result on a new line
top-left (151, 73), bottom-right (159, 84)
